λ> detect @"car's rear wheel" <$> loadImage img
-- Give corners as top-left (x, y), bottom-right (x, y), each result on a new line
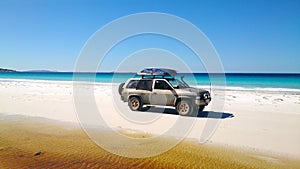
top-left (176, 100), bottom-right (194, 116)
top-left (128, 96), bottom-right (143, 111)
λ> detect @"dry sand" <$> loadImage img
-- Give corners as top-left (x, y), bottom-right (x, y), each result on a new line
top-left (0, 79), bottom-right (300, 168)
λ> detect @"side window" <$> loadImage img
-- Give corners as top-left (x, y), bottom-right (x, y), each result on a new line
top-left (136, 80), bottom-right (153, 91)
top-left (154, 80), bottom-right (172, 90)
top-left (126, 80), bottom-right (138, 89)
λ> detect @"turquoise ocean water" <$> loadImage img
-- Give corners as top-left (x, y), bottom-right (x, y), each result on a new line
top-left (0, 72), bottom-right (299, 91)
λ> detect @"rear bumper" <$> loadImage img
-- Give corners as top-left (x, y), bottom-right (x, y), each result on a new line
top-left (121, 96), bottom-right (126, 102)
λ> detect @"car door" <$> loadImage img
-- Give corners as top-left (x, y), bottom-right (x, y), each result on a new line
top-left (136, 79), bottom-right (153, 104)
top-left (150, 79), bottom-right (176, 106)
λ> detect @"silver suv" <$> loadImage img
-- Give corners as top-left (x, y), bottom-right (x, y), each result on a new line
top-left (118, 68), bottom-right (211, 116)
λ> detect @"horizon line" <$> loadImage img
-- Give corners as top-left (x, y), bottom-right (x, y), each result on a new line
top-left (1, 67), bottom-right (300, 74)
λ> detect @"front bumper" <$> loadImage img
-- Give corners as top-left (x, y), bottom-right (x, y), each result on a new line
top-left (195, 92), bottom-right (211, 106)
top-left (195, 98), bottom-right (211, 106)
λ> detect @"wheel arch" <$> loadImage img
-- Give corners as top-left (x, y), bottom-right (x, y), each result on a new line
top-left (128, 95), bottom-right (143, 103)
top-left (175, 96), bottom-right (193, 106)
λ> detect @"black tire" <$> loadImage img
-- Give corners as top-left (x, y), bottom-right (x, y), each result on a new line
top-left (176, 100), bottom-right (194, 116)
top-left (118, 83), bottom-right (125, 95)
top-left (128, 96), bottom-right (143, 111)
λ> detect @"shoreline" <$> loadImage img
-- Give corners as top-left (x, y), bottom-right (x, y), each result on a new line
top-left (1, 78), bottom-right (300, 93)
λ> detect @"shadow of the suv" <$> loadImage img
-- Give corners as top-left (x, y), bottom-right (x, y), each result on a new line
top-left (142, 107), bottom-right (234, 119)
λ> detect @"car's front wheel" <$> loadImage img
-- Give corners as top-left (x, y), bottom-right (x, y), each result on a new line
top-left (176, 100), bottom-right (194, 116)
top-left (128, 96), bottom-right (143, 111)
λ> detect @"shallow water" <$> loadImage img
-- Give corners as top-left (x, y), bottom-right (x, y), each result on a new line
top-left (0, 72), bottom-right (299, 90)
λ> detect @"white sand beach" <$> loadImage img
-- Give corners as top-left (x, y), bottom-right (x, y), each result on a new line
top-left (1, 79), bottom-right (299, 157)
top-left (0, 79), bottom-right (300, 166)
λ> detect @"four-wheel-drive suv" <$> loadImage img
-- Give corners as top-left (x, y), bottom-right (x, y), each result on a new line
top-left (118, 68), bottom-right (211, 116)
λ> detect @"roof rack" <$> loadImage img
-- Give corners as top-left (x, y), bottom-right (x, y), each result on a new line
top-left (137, 68), bottom-right (177, 79)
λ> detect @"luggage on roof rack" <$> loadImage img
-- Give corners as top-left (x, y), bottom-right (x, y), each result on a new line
top-left (137, 68), bottom-right (177, 79)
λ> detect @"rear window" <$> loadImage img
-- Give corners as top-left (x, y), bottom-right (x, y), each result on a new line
top-left (126, 80), bottom-right (138, 88)
top-left (136, 79), bottom-right (153, 91)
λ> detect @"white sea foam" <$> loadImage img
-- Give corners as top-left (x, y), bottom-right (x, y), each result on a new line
top-left (1, 78), bottom-right (299, 94)
top-left (195, 85), bottom-right (300, 93)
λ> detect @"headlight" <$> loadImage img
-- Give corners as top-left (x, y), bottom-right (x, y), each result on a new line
top-left (197, 92), bottom-right (210, 100)
top-left (203, 93), bottom-right (209, 99)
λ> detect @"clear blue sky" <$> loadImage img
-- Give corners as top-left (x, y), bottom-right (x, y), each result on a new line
top-left (0, 0), bottom-right (299, 73)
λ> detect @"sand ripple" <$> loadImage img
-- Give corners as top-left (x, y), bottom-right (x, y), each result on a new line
top-left (1, 119), bottom-right (299, 169)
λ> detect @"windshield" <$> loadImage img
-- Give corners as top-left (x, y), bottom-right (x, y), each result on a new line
top-left (167, 78), bottom-right (189, 88)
